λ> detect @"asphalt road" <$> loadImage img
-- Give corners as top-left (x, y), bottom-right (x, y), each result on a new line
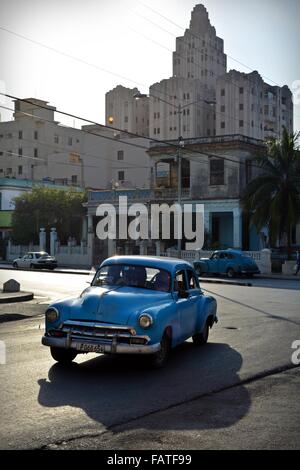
top-left (0, 269), bottom-right (299, 449)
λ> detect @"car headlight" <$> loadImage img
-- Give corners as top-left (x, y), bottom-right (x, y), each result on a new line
top-left (138, 313), bottom-right (153, 329)
top-left (46, 307), bottom-right (59, 323)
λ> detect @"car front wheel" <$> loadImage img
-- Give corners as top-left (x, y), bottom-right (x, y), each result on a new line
top-left (50, 347), bottom-right (77, 364)
top-left (148, 331), bottom-right (171, 369)
top-left (227, 267), bottom-right (235, 278)
top-left (192, 321), bottom-right (209, 346)
top-left (13, 262), bottom-right (18, 269)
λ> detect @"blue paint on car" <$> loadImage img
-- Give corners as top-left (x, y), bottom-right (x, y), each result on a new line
top-left (42, 256), bottom-right (218, 367)
top-left (193, 249), bottom-right (260, 278)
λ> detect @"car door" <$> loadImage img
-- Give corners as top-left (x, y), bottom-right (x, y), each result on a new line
top-left (175, 269), bottom-right (198, 341)
top-left (208, 252), bottom-right (220, 274)
top-left (218, 252), bottom-right (228, 274)
top-left (19, 255), bottom-right (28, 268)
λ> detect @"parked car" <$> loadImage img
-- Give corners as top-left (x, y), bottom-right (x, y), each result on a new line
top-left (13, 251), bottom-right (57, 270)
top-left (42, 255), bottom-right (218, 368)
top-left (193, 249), bottom-right (260, 278)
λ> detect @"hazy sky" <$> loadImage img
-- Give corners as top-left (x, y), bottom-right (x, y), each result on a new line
top-left (0, 0), bottom-right (299, 132)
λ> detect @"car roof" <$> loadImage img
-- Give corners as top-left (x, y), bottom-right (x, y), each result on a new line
top-left (214, 249), bottom-right (242, 255)
top-left (28, 251), bottom-right (49, 254)
top-left (100, 255), bottom-right (193, 274)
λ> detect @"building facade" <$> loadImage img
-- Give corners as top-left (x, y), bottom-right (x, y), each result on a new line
top-left (105, 85), bottom-right (149, 137)
top-left (0, 98), bottom-right (152, 190)
top-left (216, 70), bottom-right (293, 139)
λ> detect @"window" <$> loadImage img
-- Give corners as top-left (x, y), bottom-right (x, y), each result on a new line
top-left (221, 121), bottom-right (225, 129)
top-left (239, 120), bottom-right (244, 127)
top-left (124, 116), bottom-right (128, 123)
top-left (239, 87), bottom-right (244, 94)
top-left (68, 137), bottom-right (73, 146)
top-left (118, 170), bottom-right (125, 182)
top-left (7, 168), bottom-right (12, 175)
top-left (117, 150), bottom-right (124, 161)
top-left (221, 105), bottom-right (225, 112)
top-left (34, 148), bottom-right (38, 158)
top-left (157, 128), bottom-right (160, 134)
top-left (54, 134), bottom-right (59, 144)
top-left (239, 103), bottom-right (244, 110)
top-left (186, 270), bottom-right (199, 289)
top-left (221, 89), bottom-right (225, 97)
top-left (18, 165), bottom-right (22, 175)
top-left (34, 130), bottom-right (38, 140)
top-left (174, 270), bottom-right (187, 292)
top-left (6, 133), bottom-right (12, 139)
top-left (18, 148), bottom-right (22, 157)
top-left (210, 159), bottom-right (224, 185)
top-left (264, 105), bottom-right (269, 115)
top-left (18, 130), bottom-right (23, 139)
top-left (71, 175), bottom-right (77, 184)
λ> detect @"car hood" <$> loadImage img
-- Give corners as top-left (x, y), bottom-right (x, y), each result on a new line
top-left (63, 286), bottom-right (172, 325)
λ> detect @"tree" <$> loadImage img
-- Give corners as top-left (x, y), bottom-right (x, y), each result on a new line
top-left (243, 127), bottom-right (300, 257)
top-left (12, 187), bottom-right (87, 245)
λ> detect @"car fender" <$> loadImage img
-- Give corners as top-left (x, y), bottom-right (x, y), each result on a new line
top-left (128, 299), bottom-right (180, 348)
top-left (195, 295), bottom-right (217, 333)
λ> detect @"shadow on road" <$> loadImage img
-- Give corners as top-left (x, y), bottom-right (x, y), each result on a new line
top-left (37, 342), bottom-right (251, 432)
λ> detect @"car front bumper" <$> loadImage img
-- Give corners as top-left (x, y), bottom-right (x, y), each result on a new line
top-left (42, 335), bottom-right (161, 355)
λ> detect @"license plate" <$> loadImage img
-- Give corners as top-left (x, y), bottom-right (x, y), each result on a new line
top-left (77, 343), bottom-right (105, 353)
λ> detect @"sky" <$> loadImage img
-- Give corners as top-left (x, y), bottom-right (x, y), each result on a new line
top-left (0, 0), bottom-right (299, 133)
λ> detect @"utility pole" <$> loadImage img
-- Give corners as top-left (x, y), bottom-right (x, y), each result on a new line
top-left (177, 104), bottom-right (182, 258)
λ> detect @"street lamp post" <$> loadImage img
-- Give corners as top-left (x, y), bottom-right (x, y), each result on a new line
top-left (134, 92), bottom-right (215, 258)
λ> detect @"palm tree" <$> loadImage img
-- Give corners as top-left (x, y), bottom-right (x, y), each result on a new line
top-left (243, 127), bottom-right (300, 258)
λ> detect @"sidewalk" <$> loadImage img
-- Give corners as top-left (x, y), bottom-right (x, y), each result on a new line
top-left (0, 291), bottom-right (34, 304)
top-left (0, 299), bottom-right (46, 323)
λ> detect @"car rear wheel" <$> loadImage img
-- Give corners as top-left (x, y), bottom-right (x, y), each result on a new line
top-left (30, 263), bottom-right (35, 270)
top-left (227, 267), bottom-right (235, 278)
top-left (192, 321), bottom-right (209, 346)
top-left (13, 262), bottom-right (18, 269)
top-left (148, 331), bottom-right (171, 369)
top-left (50, 347), bottom-right (77, 364)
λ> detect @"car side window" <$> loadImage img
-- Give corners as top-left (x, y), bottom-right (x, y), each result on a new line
top-left (219, 253), bottom-right (226, 259)
top-left (211, 253), bottom-right (219, 260)
top-left (174, 270), bottom-right (188, 292)
top-left (227, 253), bottom-right (235, 259)
top-left (28, 254), bottom-right (33, 259)
top-left (186, 270), bottom-right (199, 289)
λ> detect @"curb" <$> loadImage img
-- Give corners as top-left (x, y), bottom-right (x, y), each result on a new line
top-left (200, 278), bottom-right (252, 287)
top-left (0, 266), bottom-right (92, 276)
top-left (0, 292), bottom-right (34, 304)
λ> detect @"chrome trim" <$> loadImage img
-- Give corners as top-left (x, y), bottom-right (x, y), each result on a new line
top-left (138, 313), bottom-right (153, 329)
top-left (42, 335), bottom-right (160, 354)
top-left (46, 307), bottom-right (59, 323)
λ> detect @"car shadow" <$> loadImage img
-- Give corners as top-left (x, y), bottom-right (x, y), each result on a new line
top-left (37, 342), bottom-right (251, 433)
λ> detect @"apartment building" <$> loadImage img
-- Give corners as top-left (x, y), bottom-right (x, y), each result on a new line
top-left (0, 98), bottom-right (152, 189)
top-left (149, 76), bottom-right (215, 140)
top-left (216, 70), bottom-right (293, 139)
top-left (172, 4), bottom-right (226, 89)
top-left (105, 85), bottom-right (149, 137)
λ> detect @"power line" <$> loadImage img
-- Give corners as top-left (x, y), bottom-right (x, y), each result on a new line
top-left (0, 105), bottom-right (242, 174)
top-left (0, 93), bottom-right (269, 174)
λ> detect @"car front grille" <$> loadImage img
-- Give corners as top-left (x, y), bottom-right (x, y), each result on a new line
top-left (57, 320), bottom-right (148, 345)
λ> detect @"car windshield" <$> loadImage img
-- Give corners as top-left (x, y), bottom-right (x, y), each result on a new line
top-left (92, 264), bottom-right (171, 292)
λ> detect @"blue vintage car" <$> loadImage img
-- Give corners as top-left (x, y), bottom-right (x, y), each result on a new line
top-left (193, 249), bottom-right (260, 278)
top-left (42, 256), bottom-right (218, 368)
